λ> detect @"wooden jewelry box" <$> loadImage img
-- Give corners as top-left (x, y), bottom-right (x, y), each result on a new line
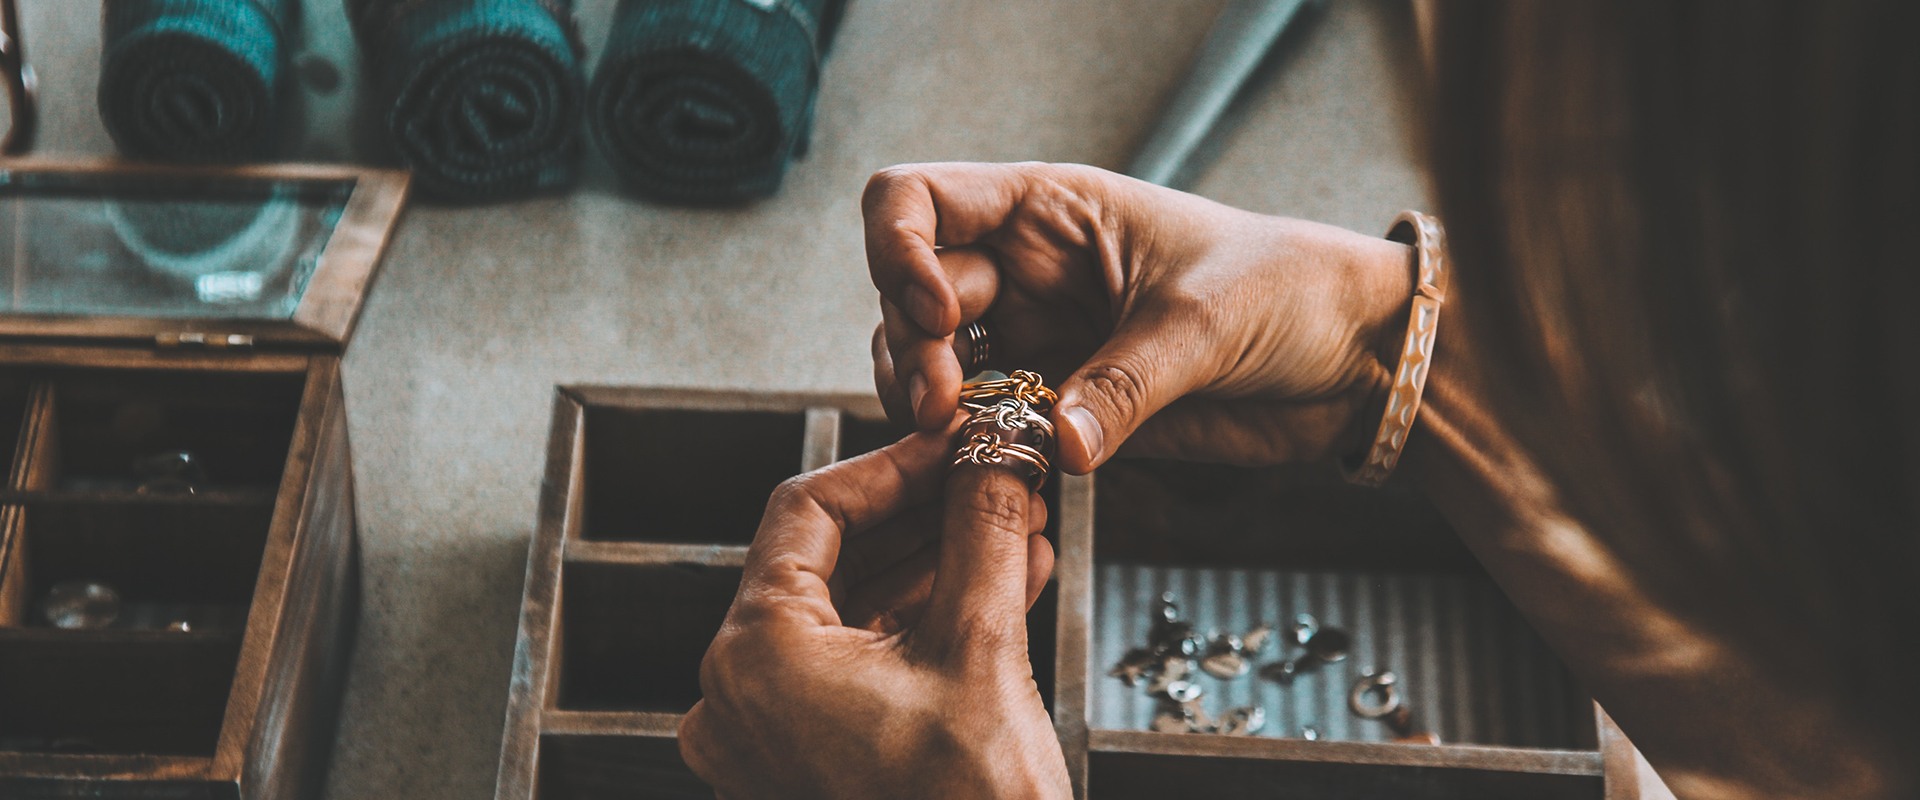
top-left (0, 159), bottom-right (409, 799)
top-left (499, 385), bottom-right (1640, 799)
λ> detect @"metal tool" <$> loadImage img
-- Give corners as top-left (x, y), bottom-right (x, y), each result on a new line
top-left (1126, 0), bottom-right (1319, 187)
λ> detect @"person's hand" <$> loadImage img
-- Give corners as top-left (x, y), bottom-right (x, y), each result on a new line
top-left (678, 427), bottom-right (1071, 800)
top-left (866, 162), bottom-right (1417, 471)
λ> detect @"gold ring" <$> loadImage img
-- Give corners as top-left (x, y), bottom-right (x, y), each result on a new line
top-left (959, 369), bottom-right (1057, 412)
top-left (951, 432), bottom-right (1052, 490)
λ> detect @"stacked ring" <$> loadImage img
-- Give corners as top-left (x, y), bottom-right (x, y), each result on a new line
top-left (951, 370), bottom-right (1059, 490)
top-left (952, 433), bottom-right (1052, 489)
top-left (958, 369), bottom-right (1057, 412)
top-left (961, 321), bottom-right (992, 374)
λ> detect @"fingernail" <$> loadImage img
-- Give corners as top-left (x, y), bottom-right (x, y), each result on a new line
top-left (909, 373), bottom-right (929, 420)
top-left (1062, 406), bottom-right (1105, 463)
top-left (905, 285), bottom-right (945, 332)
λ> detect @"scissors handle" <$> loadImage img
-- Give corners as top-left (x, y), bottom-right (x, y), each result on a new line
top-left (0, 0), bottom-right (36, 156)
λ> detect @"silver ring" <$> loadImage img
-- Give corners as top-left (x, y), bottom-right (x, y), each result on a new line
top-left (960, 320), bottom-right (991, 373)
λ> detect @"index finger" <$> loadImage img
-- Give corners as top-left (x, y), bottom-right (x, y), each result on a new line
top-left (736, 428), bottom-right (952, 624)
top-left (916, 464), bottom-right (1040, 660)
top-left (862, 162), bottom-right (1032, 335)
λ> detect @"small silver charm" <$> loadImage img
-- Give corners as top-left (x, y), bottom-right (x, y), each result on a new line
top-left (1241, 623), bottom-right (1275, 655)
top-left (1108, 647), bottom-right (1157, 687)
top-left (1260, 624), bottom-right (1351, 685)
top-left (1151, 709), bottom-right (1192, 734)
top-left (133, 450), bottom-right (206, 495)
top-left (1146, 653), bottom-right (1193, 695)
top-left (41, 580), bottom-right (121, 630)
top-left (1218, 706), bottom-right (1266, 736)
top-left (1200, 630), bottom-right (1250, 679)
top-left (1162, 679), bottom-right (1203, 704)
top-left (1289, 612), bottom-right (1320, 646)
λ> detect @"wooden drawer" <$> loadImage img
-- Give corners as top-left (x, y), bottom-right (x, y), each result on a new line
top-left (496, 387), bottom-right (1636, 799)
top-left (0, 158), bottom-right (406, 799)
top-left (0, 353), bottom-right (361, 800)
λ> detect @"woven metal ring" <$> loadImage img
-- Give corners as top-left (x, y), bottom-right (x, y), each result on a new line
top-left (960, 320), bottom-right (991, 374)
top-left (951, 432), bottom-right (1052, 490)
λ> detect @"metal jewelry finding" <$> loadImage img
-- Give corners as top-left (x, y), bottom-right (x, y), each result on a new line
top-left (960, 320), bottom-right (991, 374)
top-left (1349, 668), bottom-right (1440, 744)
top-left (1260, 620), bottom-right (1350, 685)
top-left (133, 449), bottom-right (206, 494)
top-left (1200, 630), bottom-right (1251, 679)
top-left (1348, 669), bottom-right (1402, 720)
top-left (41, 580), bottom-right (121, 630)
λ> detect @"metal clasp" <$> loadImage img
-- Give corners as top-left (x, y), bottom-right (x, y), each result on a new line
top-left (156, 332), bottom-right (257, 350)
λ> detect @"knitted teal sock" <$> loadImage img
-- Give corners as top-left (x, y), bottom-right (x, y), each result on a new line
top-left (589, 0), bottom-right (848, 204)
top-left (349, 0), bottom-right (586, 202)
top-left (99, 0), bottom-right (291, 161)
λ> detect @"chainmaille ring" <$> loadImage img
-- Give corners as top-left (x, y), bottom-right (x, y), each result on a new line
top-left (958, 369), bottom-right (1057, 412)
top-left (951, 370), bottom-right (1058, 489)
top-left (960, 320), bottom-right (991, 374)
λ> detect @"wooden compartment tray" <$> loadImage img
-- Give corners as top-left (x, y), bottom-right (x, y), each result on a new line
top-left (496, 387), bottom-right (1638, 799)
top-left (0, 159), bottom-right (409, 799)
top-left (0, 354), bottom-right (362, 800)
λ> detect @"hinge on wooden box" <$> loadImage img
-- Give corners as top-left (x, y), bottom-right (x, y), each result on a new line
top-left (156, 332), bottom-right (256, 350)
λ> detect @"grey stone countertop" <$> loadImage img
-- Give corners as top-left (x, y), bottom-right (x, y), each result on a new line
top-left (11, 0), bottom-right (1671, 797)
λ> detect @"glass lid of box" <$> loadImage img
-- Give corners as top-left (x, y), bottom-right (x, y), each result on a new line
top-left (0, 170), bottom-right (351, 319)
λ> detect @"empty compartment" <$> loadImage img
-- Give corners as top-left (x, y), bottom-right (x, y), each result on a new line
top-left (836, 412), bottom-right (911, 461)
top-left (1087, 747), bottom-right (1602, 800)
top-left (0, 373), bottom-right (28, 478)
top-left (1031, 581), bottom-right (1059, 715)
top-left (0, 499), bottom-right (272, 631)
top-left (38, 369), bottom-right (305, 493)
top-left (581, 407), bottom-right (806, 543)
top-left (538, 734), bottom-right (711, 800)
top-left (557, 561), bottom-right (740, 711)
top-left (0, 630), bottom-right (243, 756)
top-left (1088, 460), bottom-right (1591, 749)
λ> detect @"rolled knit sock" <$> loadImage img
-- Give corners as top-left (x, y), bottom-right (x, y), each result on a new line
top-left (348, 0), bottom-right (585, 201)
top-left (589, 0), bottom-right (847, 204)
top-left (99, 0), bottom-right (292, 161)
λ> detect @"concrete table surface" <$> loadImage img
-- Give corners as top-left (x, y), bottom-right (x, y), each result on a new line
top-left (11, 1), bottom-right (1671, 798)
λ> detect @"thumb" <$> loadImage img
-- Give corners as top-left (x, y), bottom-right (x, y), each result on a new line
top-left (1053, 307), bottom-right (1209, 473)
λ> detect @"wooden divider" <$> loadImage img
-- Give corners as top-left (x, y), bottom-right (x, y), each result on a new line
top-left (498, 387), bottom-right (1638, 800)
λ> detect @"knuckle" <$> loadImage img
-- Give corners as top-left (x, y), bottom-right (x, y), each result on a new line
top-left (765, 473), bottom-right (817, 514)
top-left (862, 165), bottom-right (922, 209)
top-left (1079, 361), bottom-right (1151, 422)
top-left (955, 480), bottom-right (1027, 534)
top-left (696, 633), bottom-right (736, 697)
top-left (677, 710), bottom-right (718, 777)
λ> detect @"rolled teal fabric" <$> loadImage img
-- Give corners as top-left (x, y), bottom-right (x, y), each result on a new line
top-left (99, 0), bottom-right (292, 161)
top-left (589, 0), bottom-right (848, 204)
top-left (348, 0), bottom-right (586, 201)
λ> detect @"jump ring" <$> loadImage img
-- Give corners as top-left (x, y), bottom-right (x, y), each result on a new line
top-left (1348, 671), bottom-right (1402, 719)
